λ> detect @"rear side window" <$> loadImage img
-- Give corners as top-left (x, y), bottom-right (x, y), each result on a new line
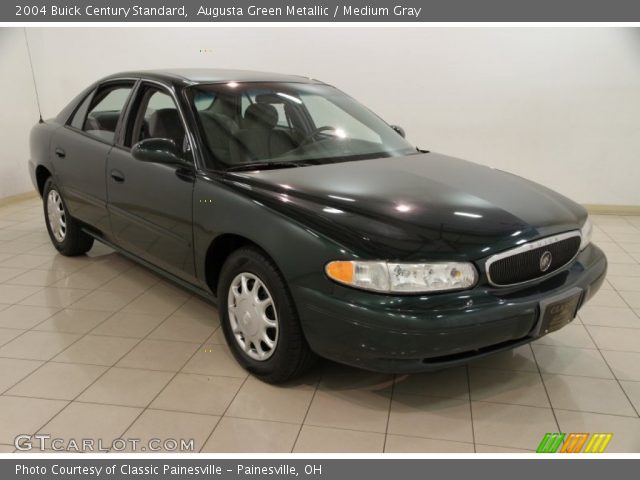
top-left (69, 93), bottom-right (93, 130)
top-left (82, 84), bottom-right (133, 143)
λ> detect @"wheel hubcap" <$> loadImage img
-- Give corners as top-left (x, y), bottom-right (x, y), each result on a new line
top-left (46, 190), bottom-right (66, 243)
top-left (227, 272), bottom-right (278, 361)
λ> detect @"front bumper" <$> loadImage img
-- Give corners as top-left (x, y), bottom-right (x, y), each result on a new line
top-left (292, 243), bottom-right (607, 373)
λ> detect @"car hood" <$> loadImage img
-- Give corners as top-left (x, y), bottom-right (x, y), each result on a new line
top-left (225, 153), bottom-right (587, 261)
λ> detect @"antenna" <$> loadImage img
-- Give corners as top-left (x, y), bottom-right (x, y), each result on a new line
top-left (23, 28), bottom-right (43, 123)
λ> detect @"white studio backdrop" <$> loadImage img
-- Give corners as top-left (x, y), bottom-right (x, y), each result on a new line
top-left (1, 27), bottom-right (639, 205)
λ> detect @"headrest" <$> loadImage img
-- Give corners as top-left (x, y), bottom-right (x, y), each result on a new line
top-left (244, 103), bottom-right (278, 129)
top-left (148, 108), bottom-right (182, 140)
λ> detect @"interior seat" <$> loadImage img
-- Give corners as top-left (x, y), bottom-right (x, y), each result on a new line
top-left (199, 111), bottom-right (238, 164)
top-left (230, 103), bottom-right (296, 163)
top-left (147, 108), bottom-right (185, 149)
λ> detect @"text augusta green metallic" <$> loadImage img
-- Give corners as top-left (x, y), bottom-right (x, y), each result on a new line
top-left (28, 69), bottom-right (607, 383)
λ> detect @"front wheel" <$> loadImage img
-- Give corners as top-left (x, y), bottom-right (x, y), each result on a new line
top-left (218, 247), bottom-right (315, 383)
top-left (43, 178), bottom-right (94, 256)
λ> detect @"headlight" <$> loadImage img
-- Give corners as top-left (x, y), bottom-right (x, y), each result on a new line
top-left (325, 260), bottom-right (477, 293)
top-left (579, 216), bottom-right (593, 251)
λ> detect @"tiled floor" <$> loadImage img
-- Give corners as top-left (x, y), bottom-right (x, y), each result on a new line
top-left (0, 196), bottom-right (639, 453)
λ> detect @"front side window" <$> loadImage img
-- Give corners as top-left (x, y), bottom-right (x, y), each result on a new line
top-left (188, 82), bottom-right (416, 170)
top-left (82, 84), bottom-right (133, 143)
top-left (125, 86), bottom-right (187, 155)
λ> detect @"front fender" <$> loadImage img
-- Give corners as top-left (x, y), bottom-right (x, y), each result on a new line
top-left (192, 175), bottom-right (354, 296)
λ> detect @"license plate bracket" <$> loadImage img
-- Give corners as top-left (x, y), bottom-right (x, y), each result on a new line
top-left (531, 287), bottom-right (582, 338)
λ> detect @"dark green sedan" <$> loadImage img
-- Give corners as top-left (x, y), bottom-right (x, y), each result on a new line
top-left (28, 69), bottom-right (607, 383)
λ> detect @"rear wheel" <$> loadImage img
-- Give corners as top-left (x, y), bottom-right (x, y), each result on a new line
top-left (218, 247), bottom-right (315, 383)
top-left (43, 178), bottom-right (93, 256)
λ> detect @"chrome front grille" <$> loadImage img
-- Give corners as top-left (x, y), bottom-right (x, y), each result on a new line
top-left (486, 231), bottom-right (582, 287)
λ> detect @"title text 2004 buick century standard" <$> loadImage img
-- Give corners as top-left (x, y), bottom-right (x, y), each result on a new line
top-left (28, 69), bottom-right (607, 382)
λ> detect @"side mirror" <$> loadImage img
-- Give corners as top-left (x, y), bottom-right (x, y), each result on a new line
top-left (390, 125), bottom-right (406, 138)
top-left (131, 138), bottom-right (187, 166)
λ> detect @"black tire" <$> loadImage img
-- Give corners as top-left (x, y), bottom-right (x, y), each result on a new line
top-left (42, 178), bottom-right (94, 256)
top-left (218, 247), bottom-right (316, 383)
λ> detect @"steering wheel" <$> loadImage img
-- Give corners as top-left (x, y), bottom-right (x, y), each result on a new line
top-left (299, 126), bottom-right (338, 146)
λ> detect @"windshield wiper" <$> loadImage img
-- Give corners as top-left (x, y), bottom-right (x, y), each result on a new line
top-left (226, 161), bottom-right (303, 172)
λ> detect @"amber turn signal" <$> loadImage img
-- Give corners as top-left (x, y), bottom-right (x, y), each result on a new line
top-left (325, 261), bottom-right (354, 284)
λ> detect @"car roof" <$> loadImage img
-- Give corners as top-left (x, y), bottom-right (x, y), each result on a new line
top-left (104, 68), bottom-right (325, 86)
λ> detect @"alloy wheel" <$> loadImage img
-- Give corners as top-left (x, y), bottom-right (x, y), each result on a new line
top-left (46, 189), bottom-right (66, 243)
top-left (227, 272), bottom-right (279, 361)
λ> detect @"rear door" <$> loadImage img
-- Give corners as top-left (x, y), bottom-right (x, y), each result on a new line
top-left (106, 81), bottom-right (196, 282)
top-left (51, 81), bottom-right (135, 235)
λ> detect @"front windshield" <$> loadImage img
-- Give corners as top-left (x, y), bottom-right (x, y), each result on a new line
top-left (188, 82), bottom-right (416, 170)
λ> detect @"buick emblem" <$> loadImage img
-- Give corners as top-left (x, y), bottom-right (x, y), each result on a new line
top-left (539, 251), bottom-right (552, 272)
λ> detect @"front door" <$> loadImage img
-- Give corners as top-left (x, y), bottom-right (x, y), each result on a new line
top-left (106, 83), bottom-right (196, 282)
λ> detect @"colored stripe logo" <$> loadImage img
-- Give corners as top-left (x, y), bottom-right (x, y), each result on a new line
top-left (537, 433), bottom-right (613, 453)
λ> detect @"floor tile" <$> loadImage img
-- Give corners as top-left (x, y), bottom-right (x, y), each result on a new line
top-left (91, 311), bottom-right (166, 338)
top-left (620, 381), bottom-right (640, 413)
top-left (19, 287), bottom-right (90, 308)
top-left (97, 267), bottom-right (159, 295)
top-left (600, 350), bottom-right (640, 381)
top-left (181, 344), bottom-right (248, 378)
top-left (205, 417), bottom-right (299, 453)
top-left (51, 265), bottom-right (119, 290)
top-left (587, 326), bottom-right (640, 352)
top-left (172, 296), bottom-right (218, 320)
top-left (586, 290), bottom-right (628, 308)
top-left (34, 256), bottom-right (92, 275)
top-left (124, 409), bottom-right (219, 453)
top-left (38, 402), bottom-right (142, 449)
top-left (543, 374), bottom-right (636, 416)
top-left (78, 367), bottom-right (174, 407)
top-left (7, 362), bottom-right (106, 400)
top-left (468, 345), bottom-right (537, 372)
top-left (385, 434), bottom-right (474, 453)
top-left (70, 289), bottom-right (140, 312)
top-left (0, 357), bottom-right (43, 392)
top-left (532, 344), bottom-right (613, 378)
top-left (0, 254), bottom-right (50, 269)
top-left (150, 373), bottom-right (243, 415)
top-left (474, 444), bottom-right (534, 453)
top-left (0, 285), bottom-right (42, 304)
top-left (0, 327), bottom-right (24, 347)
top-left (0, 331), bottom-right (81, 360)
top-left (608, 276), bottom-right (640, 292)
top-left (393, 366), bottom-right (469, 399)
top-left (148, 315), bottom-right (217, 343)
top-left (227, 375), bottom-right (316, 424)
top-left (116, 339), bottom-right (199, 372)
top-left (122, 291), bottom-right (187, 316)
top-left (294, 425), bottom-right (384, 453)
top-left (469, 368), bottom-right (549, 407)
top-left (0, 267), bottom-right (25, 283)
top-left (6, 269), bottom-right (68, 287)
top-left (534, 323), bottom-right (597, 349)
top-left (33, 309), bottom-right (111, 334)
top-left (53, 335), bottom-right (138, 366)
top-left (471, 402), bottom-right (557, 451)
top-left (304, 369), bottom-right (391, 433)
top-left (607, 262), bottom-right (640, 277)
top-left (0, 305), bottom-right (59, 329)
top-left (0, 396), bottom-right (68, 444)
top-left (578, 306), bottom-right (640, 328)
top-left (555, 409), bottom-right (640, 452)
top-left (388, 394), bottom-right (473, 443)
top-left (619, 291), bottom-right (640, 309)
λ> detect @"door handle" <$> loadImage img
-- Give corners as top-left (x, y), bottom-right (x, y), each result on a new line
top-left (110, 170), bottom-right (125, 183)
top-left (54, 148), bottom-right (66, 158)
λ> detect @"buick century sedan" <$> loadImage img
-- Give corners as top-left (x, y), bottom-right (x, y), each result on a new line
top-left (29, 69), bottom-right (607, 382)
